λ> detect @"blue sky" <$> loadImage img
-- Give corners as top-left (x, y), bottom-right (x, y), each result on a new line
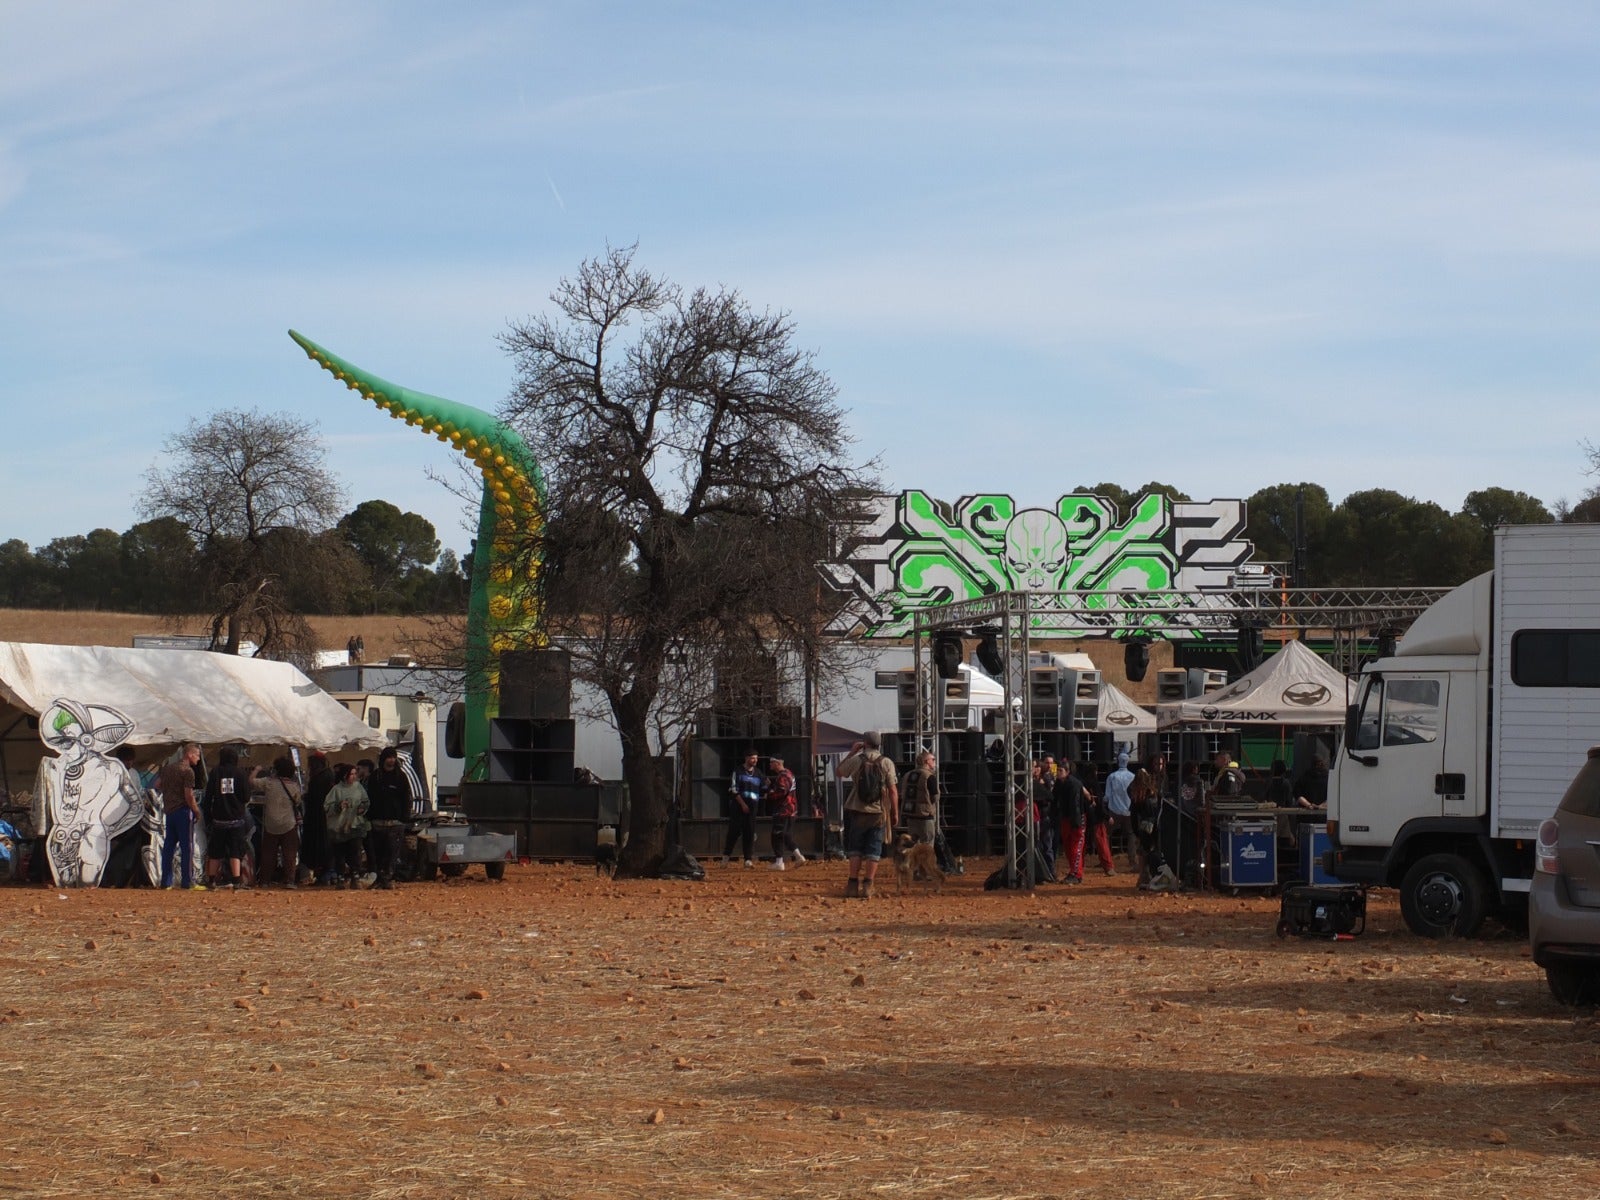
top-left (3, 1), bottom-right (1598, 559)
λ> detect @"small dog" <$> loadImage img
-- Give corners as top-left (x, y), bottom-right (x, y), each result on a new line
top-left (892, 833), bottom-right (945, 894)
top-left (594, 824), bottom-right (619, 877)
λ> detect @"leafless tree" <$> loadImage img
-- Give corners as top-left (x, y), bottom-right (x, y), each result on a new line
top-left (140, 408), bottom-right (354, 668)
top-left (500, 246), bottom-right (878, 874)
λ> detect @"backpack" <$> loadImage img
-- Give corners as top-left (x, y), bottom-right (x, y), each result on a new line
top-left (901, 768), bottom-right (933, 817)
top-left (854, 755), bottom-right (885, 808)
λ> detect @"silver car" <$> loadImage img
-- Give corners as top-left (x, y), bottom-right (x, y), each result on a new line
top-left (1530, 747), bottom-right (1600, 1005)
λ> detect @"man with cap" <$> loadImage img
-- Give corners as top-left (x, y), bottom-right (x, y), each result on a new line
top-left (765, 753), bottom-right (805, 870)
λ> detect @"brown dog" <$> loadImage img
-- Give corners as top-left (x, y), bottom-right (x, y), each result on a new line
top-left (892, 833), bottom-right (945, 894)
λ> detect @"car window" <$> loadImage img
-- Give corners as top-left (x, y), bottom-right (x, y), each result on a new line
top-left (1557, 755), bottom-right (1600, 819)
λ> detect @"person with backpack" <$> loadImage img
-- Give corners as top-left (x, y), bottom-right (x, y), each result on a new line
top-left (839, 731), bottom-right (897, 899)
top-left (899, 749), bottom-right (938, 846)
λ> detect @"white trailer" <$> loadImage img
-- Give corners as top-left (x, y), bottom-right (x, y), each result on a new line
top-left (1327, 524), bottom-right (1600, 936)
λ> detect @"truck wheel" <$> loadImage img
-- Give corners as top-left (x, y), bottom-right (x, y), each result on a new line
top-left (485, 861), bottom-right (506, 881)
top-left (1399, 853), bottom-right (1488, 938)
top-left (1545, 963), bottom-right (1600, 1006)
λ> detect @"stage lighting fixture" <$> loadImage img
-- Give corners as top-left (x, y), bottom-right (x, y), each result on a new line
top-left (1123, 635), bottom-right (1153, 683)
top-left (975, 628), bottom-right (1005, 676)
top-left (1237, 622), bottom-right (1265, 672)
top-left (933, 633), bottom-right (965, 680)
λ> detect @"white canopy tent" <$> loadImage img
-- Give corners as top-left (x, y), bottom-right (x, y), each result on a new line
top-left (1093, 682), bottom-right (1157, 734)
top-left (1155, 640), bottom-right (1351, 728)
top-left (0, 641), bottom-right (386, 794)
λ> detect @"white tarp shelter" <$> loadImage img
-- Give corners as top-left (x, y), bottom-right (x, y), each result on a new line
top-left (1093, 682), bottom-right (1157, 734)
top-left (1155, 640), bottom-right (1351, 728)
top-left (0, 642), bottom-right (386, 792)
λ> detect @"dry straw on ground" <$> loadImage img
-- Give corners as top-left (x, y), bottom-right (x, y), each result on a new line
top-left (1, 862), bottom-right (1596, 1199)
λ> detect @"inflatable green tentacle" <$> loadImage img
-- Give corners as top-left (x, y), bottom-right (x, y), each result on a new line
top-left (288, 330), bottom-right (544, 776)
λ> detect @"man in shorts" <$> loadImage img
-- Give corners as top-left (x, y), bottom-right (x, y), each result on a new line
top-left (838, 731), bottom-right (898, 900)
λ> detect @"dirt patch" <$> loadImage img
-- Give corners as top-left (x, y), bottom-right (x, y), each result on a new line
top-left (1, 863), bottom-right (1596, 1199)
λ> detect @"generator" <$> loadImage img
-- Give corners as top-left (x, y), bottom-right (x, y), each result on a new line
top-left (1276, 884), bottom-right (1366, 939)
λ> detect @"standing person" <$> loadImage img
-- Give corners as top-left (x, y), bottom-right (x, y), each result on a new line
top-left (203, 747), bottom-right (257, 890)
top-left (1085, 766), bottom-right (1116, 875)
top-left (765, 754), bottom-right (805, 870)
top-left (365, 748), bottom-right (414, 890)
top-left (1131, 766), bottom-right (1179, 891)
top-left (723, 750), bottom-right (762, 868)
top-left (839, 731), bottom-right (898, 899)
top-left (1053, 758), bottom-right (1089, 884)
top-left (252, 756), bottom-right (303, 888)
top-left (1103, 752), bottom-right (1138, 875)
top-left (899, 749), bottom-right (938, 846)
top-left (159, 742), bottom-right (204, 890)
top-left (324, 764), bottom-right (370, 888)
top-left (1034, 759), bottom-right (1058, 882)
top-left (301, 752), bottom-right (335, 885)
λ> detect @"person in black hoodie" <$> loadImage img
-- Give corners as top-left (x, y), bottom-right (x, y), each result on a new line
top-left (300, 751), bottom-right (336, 885)
top-left (364, 748), bottom-right (414, 890)
top-left (204, 746), bottom-right (257, 890)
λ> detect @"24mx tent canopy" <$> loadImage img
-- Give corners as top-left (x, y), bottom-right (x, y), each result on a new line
top-left (1092, 682), bottom-right (1157, 734)
top-left (1155, 639), bottom-right (1351, 728)
top-left (0, 641), bottom-right (386, 790)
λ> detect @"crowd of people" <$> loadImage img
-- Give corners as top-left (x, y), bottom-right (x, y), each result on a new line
top-left (138, 743), bottom-right (418, 892)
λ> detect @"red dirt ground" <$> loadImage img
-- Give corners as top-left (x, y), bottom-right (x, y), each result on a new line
top-left (1, 860), bottom-right (1596, 1199)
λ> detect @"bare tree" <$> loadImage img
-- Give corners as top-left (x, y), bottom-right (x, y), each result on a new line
top-left (140, 408), bottom-right (352, 667)
top-left (500, 247), bottom-right (878, 874)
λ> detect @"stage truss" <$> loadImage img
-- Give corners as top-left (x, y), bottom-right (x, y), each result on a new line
top-left (909, 585), bottom-right (1451, 887)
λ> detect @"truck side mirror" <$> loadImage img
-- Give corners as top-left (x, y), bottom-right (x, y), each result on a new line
top-left (1343, 703), bottom-right (1358, 745)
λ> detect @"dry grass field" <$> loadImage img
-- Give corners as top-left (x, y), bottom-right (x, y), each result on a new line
top-left (1, 862), bottom-right (1596, 1199)
top-left (0, 609), bottom-right (446, 667)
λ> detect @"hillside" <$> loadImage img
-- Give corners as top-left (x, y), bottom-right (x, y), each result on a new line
top-left (0, 609), bottom-right (453, 665)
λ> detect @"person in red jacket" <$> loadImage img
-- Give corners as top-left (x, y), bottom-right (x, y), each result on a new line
top-left (765, 754), bottom-right (805, 870)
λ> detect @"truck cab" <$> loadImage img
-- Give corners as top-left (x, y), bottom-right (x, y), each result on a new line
top-left (1327, 572), bottom-right (1518, 936)
top-left (1328, 525), bottom-right (1600, 938)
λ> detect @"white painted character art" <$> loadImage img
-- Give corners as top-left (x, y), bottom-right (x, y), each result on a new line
top-left (30, 699), bottom-right (152, 887)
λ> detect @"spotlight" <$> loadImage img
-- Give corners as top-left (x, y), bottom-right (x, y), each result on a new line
top-left (933, 633), bottom-right (965, 680)
top-left (1123, 635), bottom-right (1153, 683)
top-left (975, 628), bottom-right (1005, 676)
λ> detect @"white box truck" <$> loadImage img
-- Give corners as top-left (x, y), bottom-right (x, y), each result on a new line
top-left (1326, 524), bottom-right (1600, 937)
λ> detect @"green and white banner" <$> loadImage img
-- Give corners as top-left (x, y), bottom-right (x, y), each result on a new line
top-left (821, 491), bottom-right (1255, 638)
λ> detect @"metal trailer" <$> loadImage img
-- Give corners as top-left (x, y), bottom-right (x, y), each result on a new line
top-left (412, 819), bottom-right (517, 881)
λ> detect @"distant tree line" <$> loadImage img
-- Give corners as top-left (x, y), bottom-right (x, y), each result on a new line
top-left (3, 480), bottom-right (1573, 618)
top-left (1080, 481), bottom-right (1571, 588)
top-left (0, 502), bottom-right (468, 616)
